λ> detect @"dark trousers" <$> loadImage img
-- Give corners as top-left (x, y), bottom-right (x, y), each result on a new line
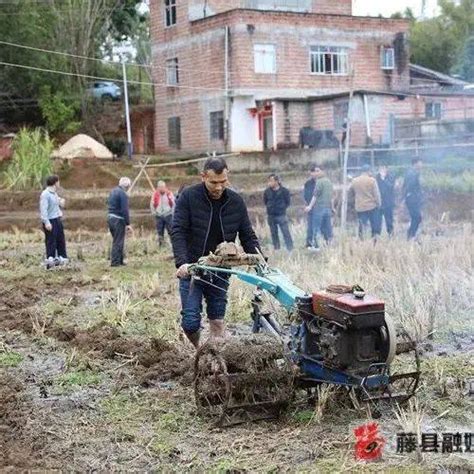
top-left (312, 208), bottom-right (333, 248)
top-left (306, 209), bottom-right (314, 247)
top-left (406, 200), bottom-right (422, 240)
top-left (379, 206), bottom-right (394, 235)
top-left (268, 214), bottom-right (293, 251)
top-left (358, 208), bottom-right (380, 239)
top-left (155, 214), bottom-right (172, 245)
top-left (43, 217), bottom-right (67, 259)
top-left (108, 216), bottom-right (126, 266)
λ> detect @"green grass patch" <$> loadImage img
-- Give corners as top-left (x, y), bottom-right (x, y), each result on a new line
top-left (56, 369), bottom-right (102, 389)
top-left (0, 351), bottom-right (23, 367)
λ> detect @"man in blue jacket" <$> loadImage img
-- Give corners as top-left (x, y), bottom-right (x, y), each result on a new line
top-left (107, 177), bottom-right (133, 267)
top-left (171, 157), bottom-right (260, 348)
top-left (303, 165), bottom-right (318, 249)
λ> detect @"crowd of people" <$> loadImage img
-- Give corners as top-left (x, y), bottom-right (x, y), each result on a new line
top-left (263, 158), bottom-right (424, 252)
top-left (38, 156), bottom-right (424, 346)
top-left (39, 157), bottom-right (424, 269)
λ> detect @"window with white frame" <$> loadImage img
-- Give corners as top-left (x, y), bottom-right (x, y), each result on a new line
top-left (381, 47), bottom-right (395, 70)
top-left (310, 46), bottom-right (348, 75)
top-left (164, 0), bottom-right (177, 27)
top-left (254, 44), bottom-right (276, 74)
top-left (425, 102), bottom-right (442, 119)
top-left (166, 58), bottom-right (179, 85)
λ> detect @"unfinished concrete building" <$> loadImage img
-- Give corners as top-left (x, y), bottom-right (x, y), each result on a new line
top-left (150, 1), bottom-right (473, 154)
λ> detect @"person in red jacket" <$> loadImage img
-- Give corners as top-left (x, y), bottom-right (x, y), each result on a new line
top-left (150, 180), bottom-right (175, 246)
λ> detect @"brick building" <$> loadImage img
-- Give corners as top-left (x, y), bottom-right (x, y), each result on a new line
top-left (150, 1), bottom-right (474, 154)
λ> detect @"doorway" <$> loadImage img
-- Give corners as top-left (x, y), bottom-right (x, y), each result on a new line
top-left (263, 116), bottom-right (273, 150)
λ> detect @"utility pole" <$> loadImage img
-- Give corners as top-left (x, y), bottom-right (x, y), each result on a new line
top-left (122, 59), bottom-right (133, 160)
top-left (340, 70), bottom-right (356, 233)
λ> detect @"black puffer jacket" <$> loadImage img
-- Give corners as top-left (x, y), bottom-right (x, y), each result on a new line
top-left (171, 183), bottom-right (260, 268)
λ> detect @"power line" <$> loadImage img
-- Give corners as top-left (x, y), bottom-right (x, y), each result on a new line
top-left (0, 39), bottom-right (231, 76)
top-left (0, 60), bottom-right (229, 92)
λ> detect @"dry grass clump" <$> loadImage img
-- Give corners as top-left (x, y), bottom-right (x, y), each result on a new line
top-left (233, 222), bottom-right (472, 342)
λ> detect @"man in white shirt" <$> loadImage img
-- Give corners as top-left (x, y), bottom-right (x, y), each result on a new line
top-left (39, 175), bottom-right (68, 269)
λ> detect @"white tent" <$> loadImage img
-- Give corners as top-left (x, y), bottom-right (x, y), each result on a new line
top-left (53, 134), bottom-right (113, 159)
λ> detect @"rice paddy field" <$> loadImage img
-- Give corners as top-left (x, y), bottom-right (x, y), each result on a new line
top-left (0, 209), bottom-right (473, 471)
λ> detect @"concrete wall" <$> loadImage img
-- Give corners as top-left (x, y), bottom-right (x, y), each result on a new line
top-left (228, 147), bottom-right (339, 173)
top-left (230, 96), bottom-right (263, 151)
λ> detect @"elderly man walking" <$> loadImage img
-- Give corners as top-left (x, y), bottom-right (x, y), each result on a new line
top-left (107, 177), bottom-right (133, 267)
top-left (40, 174), bottom-right (68, 269)
top-left (349, 164), bottom-right (381, 240)
top-left (150, 180), bottom-right (175, 246)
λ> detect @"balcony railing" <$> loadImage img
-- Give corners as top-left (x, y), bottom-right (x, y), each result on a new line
top-left (243, 0), bottom-right (312, 12)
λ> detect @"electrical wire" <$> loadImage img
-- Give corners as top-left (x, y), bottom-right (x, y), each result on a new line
top-left (0, 60), bottom-right (229, 92)
top-left (0, 39), bottom-right (230, 76)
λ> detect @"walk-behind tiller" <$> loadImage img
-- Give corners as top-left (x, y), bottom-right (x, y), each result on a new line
top-left (191, 243), bottom-right (420, 426)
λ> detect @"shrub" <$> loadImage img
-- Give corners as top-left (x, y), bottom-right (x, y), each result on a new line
top-left (39, 86), bottom-right (81, 134)
top-left (3, 128), bottom-right (54, 190)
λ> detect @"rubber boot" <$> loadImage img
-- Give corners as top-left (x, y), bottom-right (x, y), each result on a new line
top-left (185, 330), bottom-right (201, 349)
top-left (209, 320), bottom-right (226, 341)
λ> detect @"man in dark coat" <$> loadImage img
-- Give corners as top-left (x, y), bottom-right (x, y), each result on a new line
top-left (303, 165), bottom-right (318, 248)
top-left (376, 165), bottom-right (396, 235)
top-left (263, 174), bottom-right (293, 251)
top-left (107, 177), bottom-right (133, 267)
top-left (403, 158), bottom-right (423, 240)
top-left (171, 157), bottom-right (260, 348)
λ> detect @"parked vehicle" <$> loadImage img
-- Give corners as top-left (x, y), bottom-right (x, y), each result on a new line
top-left (86, 81), bottom-right (122, 101)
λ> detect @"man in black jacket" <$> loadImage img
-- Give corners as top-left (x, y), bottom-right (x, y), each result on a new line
top-left (376, 165), bottom-right (396, 235)
top-left (171, 157), bottom-right (260, 348)
top-left (403, 158), bottom-right (423, 240)
top-left (107, 177), bottom-right (133, 267)
top-left (303, 165), bottom-right (318, 248)
top-left (264, 174), bottom-right (293, 251)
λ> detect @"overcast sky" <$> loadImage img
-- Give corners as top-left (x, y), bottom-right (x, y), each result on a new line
top-left (353, 0), bottom-right (439, 17)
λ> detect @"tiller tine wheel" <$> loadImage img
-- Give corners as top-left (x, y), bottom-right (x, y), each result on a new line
top-left (194, 334), bottom-right (295, 426)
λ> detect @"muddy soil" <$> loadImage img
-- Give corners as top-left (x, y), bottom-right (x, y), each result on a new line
top-left (0, 373), bottom-right (40, 469)
top-left (0, 284), bottom-right (192, 384)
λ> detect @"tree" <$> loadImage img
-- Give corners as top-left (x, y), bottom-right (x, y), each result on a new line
top-left (392, 0), bottom-right (474, 75)
top-left (453, 36), bottom-right (474, 81)
top-left (0, 0), bottom-right (147, 115)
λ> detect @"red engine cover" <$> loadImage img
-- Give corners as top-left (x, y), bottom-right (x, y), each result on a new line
top-left (313, 290), bottom-right (385, 316)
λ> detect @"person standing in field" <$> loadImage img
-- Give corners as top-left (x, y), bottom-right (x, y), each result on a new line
top-left (403, 158), bottom-right (423, 240)
top-left (150, 180), bottom-right (175, 247)
top-left (264, 174), bottom-right (294, 252)
top-left (304, 166), bottom-right (333, 251)
top-left (107, 177), bottom-right (133, 267)
top-left (303, 165), bottom-right (318, 249)
top-left (39, 174), bottom-right (68, 269)
top-left (376, 165), bottom-right (396, 236)
top-left (171, 157), bottom-right (260, 348)
top-left (349, 164), bottom-right (381, 240)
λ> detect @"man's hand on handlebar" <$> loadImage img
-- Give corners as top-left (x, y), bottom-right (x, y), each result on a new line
top-left (176, 264), bottom-right (190, 279)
